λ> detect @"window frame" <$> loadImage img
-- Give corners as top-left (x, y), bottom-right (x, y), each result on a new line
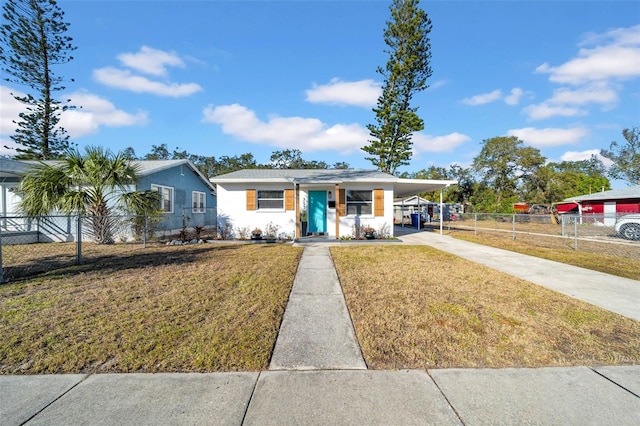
top-left (345, 189), bottom-right (373, 216)
top-left (151, 184), bottom-right (174, 214)
top-left (257, 190), bottom-right (285, 210)
top-left (192, 191), bottom-right (206, 213)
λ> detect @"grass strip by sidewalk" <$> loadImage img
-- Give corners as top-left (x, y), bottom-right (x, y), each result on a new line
top-left (332, 245), bottom-right (640, 370)
top-left (1, 244), bottom-right (302, 374)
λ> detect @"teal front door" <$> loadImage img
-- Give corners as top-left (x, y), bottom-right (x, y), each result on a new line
top-left (308, 191), bottom-right (327, 234)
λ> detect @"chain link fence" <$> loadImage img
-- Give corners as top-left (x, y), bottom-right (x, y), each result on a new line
top-left (0, 208), bottom-right (217, 283)
top-left (436, 212), bottom-right (640, 261)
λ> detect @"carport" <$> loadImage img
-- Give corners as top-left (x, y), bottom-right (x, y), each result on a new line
top-left (392, 178), bottom-right (458, 234)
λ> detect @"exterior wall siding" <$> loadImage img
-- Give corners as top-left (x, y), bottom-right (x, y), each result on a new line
top-left (217, 182), bottom-right (395, 239)
top-left (137, 166), bottom-right (216, 232)
top-left (217, 184), bottom-right (296, 239)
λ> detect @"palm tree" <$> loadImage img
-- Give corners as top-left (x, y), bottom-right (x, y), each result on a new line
top-left (18, 146), bottom-right (161, 244)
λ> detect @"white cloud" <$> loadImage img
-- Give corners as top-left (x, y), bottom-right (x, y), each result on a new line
top-left (93, 67), bottom-right (202, 97)
top-left (535, 25), bottom-right (640, 85)
top-left (547, 82), bottom-right (618, 107)
top-left (507, 127), bottom-right (588, 147)
top-left (524, 81), bottom-right (618, 120)
top-left (560, 149), bottom-right (613, 167)
top-left (580, 24), bottom-right (640, 47)
top-left (523, 103), bottom-right (587, 121)
top-left (412, 132), bottom-right (472, 153)
top-left (117, 46), bottom-right (185, 77)
top-left (1, 85), bottom-right (147, 140)
top-left (504, 88), bottom-right (525, 106)
top-left (202, 103), bottom-right (369, 153)
top-left (428, 80), bottom-right (448, 90)
top-left (461, 88), bottom-right (526, 106)
top-left (0, 138), bottom-right (20, 156)
top-left (527, 25), bottom-right (639, 121)
top-left (305, 78), bottom-right (381, 108)
top-left (0, 85), bottom-right (27, 136)
top-left (461, 89), bottom-right (502, 106)
top-left (93, 46), bottom-right (202, 97)
top-left (59, 92), bottom-right (148, 138)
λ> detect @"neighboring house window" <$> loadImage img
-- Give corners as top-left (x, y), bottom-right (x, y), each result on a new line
top-left (192, 191), bottom-right (206, 213)
top-left (346, 190), bottom-right (372, 215)
top-left (257, 190), bottom-right (284, 209)
top-left (151, 184), bottom-right (173, 213)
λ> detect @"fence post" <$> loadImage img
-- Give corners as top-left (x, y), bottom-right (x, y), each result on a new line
top-left (76, 214), bottom-right (82, 264)
top-left (474, 213), bottom-right (477, 236)
top-left (512, 214), bottom-right (516, 240)
top-left (143, 215), bottom-right (147, 249)
top-left (574, 219), bottom-right (578, 251)
top-left (0, 228), bottom-right (4, 283)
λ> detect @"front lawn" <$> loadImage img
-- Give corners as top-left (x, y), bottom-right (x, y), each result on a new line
top-left (0, 244), bottom-right (302, 374)
top-left (332, 245), bottom-right (640, 369)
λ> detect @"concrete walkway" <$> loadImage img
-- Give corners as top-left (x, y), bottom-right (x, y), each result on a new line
top-left (2, 234), bottom-right (639, 425)
top-left (269, 245), bottom-right (366, 370)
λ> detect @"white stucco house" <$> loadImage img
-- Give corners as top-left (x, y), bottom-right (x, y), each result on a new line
top-left (210, 169), bottom-right (457, 240)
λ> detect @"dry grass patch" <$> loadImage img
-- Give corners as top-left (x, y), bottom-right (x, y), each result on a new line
top-left (1, 243), bottom-right (302, 374)
top-left (331, 245), bottom-right (640, 369)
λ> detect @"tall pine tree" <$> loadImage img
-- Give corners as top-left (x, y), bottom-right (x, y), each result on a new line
top-left (1, 0), bottom-right (76, 159)
top-left (363, 0), bottom-right (432, 175)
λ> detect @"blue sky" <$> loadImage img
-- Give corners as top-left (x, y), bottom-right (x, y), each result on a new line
top-left (1, 0), bottom-right (639, 184)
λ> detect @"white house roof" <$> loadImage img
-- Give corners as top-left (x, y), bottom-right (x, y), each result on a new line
top-left (561, 185), bottom-right (640, 202)
top-left (211, 169), bottom-right (456, 196)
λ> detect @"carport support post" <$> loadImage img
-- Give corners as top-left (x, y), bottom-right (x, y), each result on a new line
top-left (439, 189), bottom-right (444, 235)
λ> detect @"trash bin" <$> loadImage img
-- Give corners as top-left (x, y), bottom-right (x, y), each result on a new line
top-left (411, 213), bottom-right (420, 228)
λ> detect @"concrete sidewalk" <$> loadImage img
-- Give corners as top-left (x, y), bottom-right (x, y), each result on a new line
top-left (2, 239), bottom-right (639, 425)
top-left (3, 367), bottom-right (639, 425)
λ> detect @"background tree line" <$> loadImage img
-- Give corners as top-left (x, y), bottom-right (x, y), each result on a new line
top-left (122, 145), bottom-right (350, 177)
top-left (130, 126), bottom-right (638, 214)
top-left (402, 132), bottom-right (638, 213)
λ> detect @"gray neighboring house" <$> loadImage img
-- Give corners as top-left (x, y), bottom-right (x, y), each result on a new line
top-left (0, 158), bottom-right (29, 218)
top-left (0, 158), bottom-right (216, 242)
